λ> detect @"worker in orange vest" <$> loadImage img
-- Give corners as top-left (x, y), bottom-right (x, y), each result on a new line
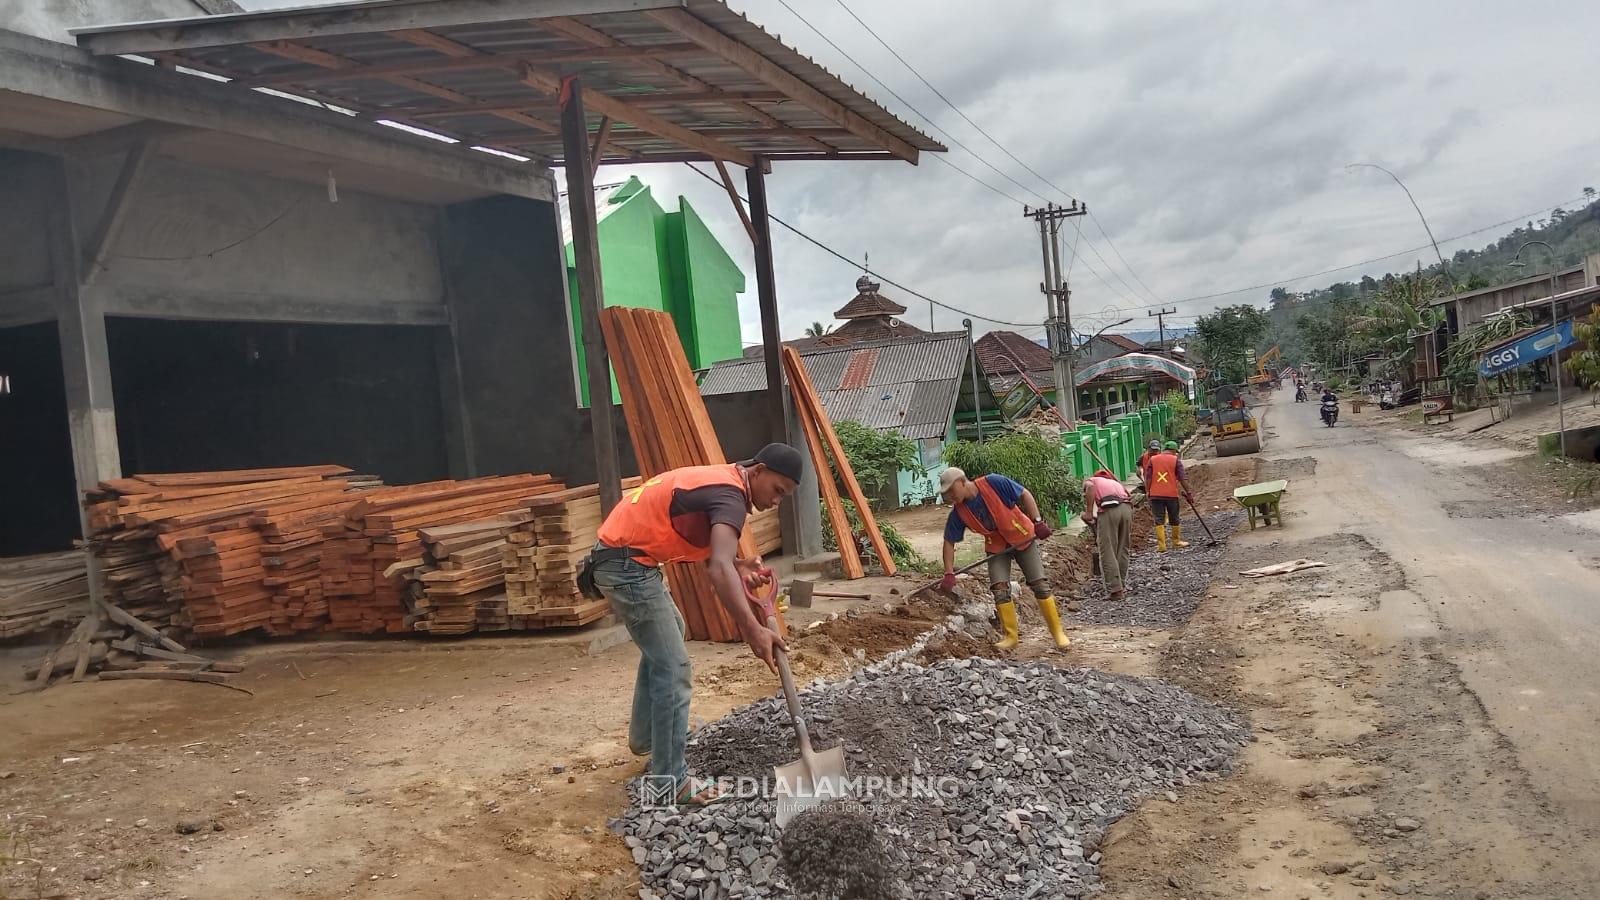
top-left (936, 467), bottom-right (1069, 650)
top-left (1141, 440), bottom-right (1194, 551)
top-left (1135, 440), bottom-right (1162, 489)
top-left (585, 443), bottom-right (801, 808)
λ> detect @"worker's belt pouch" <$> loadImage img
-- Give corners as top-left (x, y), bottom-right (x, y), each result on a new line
top-left (577, 545), bottom-right (642, 600)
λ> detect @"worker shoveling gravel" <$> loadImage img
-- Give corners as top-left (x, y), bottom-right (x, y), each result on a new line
top-left (612, 657), bottom-right (1249, 899)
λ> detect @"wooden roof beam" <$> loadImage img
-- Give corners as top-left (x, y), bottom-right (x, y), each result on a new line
top-left (643, 8), bottom-right (918, 163)
top-left (520, 65), bottom-right (753, 168)
top-left (536, 16), bottom-right (835, 153)
top-left (241, 43), bottom-right (707, 88)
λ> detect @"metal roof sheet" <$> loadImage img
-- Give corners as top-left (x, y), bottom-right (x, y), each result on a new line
top-left (71, 0), bottom-right (944, 168)
top-left (700, 334), bottom-right (972, 439)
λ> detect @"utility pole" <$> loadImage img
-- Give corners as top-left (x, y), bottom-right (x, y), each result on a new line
top-left (1024, 201), bottom-right (1087, 424)
top-left (1148, 307), bottom-right (1177, 350)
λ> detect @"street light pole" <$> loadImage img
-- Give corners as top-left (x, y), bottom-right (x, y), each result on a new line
top-left (1511, 240), bottom-right (1566, 458)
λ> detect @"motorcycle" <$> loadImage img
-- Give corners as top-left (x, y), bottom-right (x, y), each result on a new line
top-left (1294, 387), bottom-right (1307, 403)
top-left (1320, 399), bottom-right (1339, 427)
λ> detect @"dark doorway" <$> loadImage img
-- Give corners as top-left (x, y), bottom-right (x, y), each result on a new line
top-left (106, 318), bottom-right (449, 485)
top-left (0, 322), bottom-right (81, 555)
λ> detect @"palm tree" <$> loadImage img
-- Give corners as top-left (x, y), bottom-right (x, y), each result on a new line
top-left (804, 321), bottom-right (831, 337)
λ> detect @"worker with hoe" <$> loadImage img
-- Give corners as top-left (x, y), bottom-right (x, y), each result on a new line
top-left (582, 443), bottom-right (802, 808)
top-left (935, 467), bottom-right (1070, 651)
top-left (1082, 468), bottom-right (1135, 600)
top-left (1142, 440), bottom-right (1194, 551)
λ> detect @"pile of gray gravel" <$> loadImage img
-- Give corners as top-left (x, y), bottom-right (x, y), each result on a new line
top-left (612, 657), bottom-right (1249, 899)
top-left (1074, 509), bottom-right (1246, 627)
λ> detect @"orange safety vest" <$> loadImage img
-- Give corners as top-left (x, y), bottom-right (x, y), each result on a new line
top-left (955, 475), bottom-right (1036, 554)
top-left (596, 464), bottom-right (750, 566)
top-left (1146, 453), bottom-right (1182, 498)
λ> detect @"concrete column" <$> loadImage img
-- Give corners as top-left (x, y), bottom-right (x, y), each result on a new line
top-left (778, 390), bottom-right (823, 558)
top-left (44, 156), bottom-right (121, 492)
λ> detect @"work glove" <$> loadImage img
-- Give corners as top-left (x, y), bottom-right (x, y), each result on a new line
top-left (939, 572), bottom-right (957, 592)
top-left (1033, 520), bottom-right (1053, 541)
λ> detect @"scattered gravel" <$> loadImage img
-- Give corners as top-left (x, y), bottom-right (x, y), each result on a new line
top-left (1073, 510), bottom-right (1245, 627)
top-left (613, 657), bottom-right (1250, 899)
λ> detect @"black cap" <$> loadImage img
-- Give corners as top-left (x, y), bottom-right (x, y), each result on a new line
top-left (742, 443), bottom-right (804, 483)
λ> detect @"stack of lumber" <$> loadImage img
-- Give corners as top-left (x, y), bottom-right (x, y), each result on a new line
top-left (747, 506), bottom-right (782, 556)
top-left (601, 307), bottom-right (762, 642)
top-left (82, 466), bottom-right (359, 639)
top-left (408, 513), bottom-right (530, 635)
top-left (0, 551), bottom-right (90, 640)
top-left (324, 474), bottom-right (563, 634)
top-left (501, 481), bottom-right (636, 630)
top-left (781, 346), bottom-right (897, 578)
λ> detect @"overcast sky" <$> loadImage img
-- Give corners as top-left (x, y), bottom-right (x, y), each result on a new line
top-left (240, 0), bottom-right (1599, 346)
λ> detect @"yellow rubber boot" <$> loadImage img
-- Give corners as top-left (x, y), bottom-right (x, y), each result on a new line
top-left (1155, 525), bottom-right (1168, 552)
top-left (994, 600), bottom-right (1020, 650)
top-left (1172, 524), bottom-right (1191, 549)
top-left (1036, 596), bottom-right (1071, 650)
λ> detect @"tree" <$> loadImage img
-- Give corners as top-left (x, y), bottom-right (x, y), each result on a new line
top-left (1268, 287), bottom-right (1296, 309)
top-left (1193, 305), bottom-right (1270, 384)
top-left (804, 321), bottom-right (831, 337)
top-left (1566, 307), bottom-right (1600, 397)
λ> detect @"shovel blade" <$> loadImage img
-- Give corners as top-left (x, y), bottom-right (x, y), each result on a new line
top-left (771, 745), bottom-right (849, 828)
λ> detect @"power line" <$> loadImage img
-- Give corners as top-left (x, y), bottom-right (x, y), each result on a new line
top-left (767, 0), bottom-right (1145, 310)
top-left (828, 0), bottom-right (1167, 307)
top-left (682, 163), bottom-right (1040, 329)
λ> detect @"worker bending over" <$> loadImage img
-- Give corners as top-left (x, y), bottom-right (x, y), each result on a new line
top-left (1142, 440), bottom-right (1194, 551)
top-left (584, 444), bottom-right (800, 808)
top-left (936, 467), bottom-right (1069, 650)
top-left (1082, 469), bottom-right (1134, 600)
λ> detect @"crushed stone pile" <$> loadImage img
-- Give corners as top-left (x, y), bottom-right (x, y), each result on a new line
top-left (612, 657), bottom-right (1250, 899)
top-left (778, 802), bottom-right (897, 900)
top-left (1071, 509), bottom-right (1246, 627)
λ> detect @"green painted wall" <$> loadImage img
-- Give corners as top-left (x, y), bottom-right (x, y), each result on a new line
top-left (566, 177), bottom-right (745, 405)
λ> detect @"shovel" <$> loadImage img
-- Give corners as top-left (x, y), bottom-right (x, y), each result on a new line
top-left (747, 577), bottom-right (849, 828)
top-left (1181, 492), bottom-right (1223, 546)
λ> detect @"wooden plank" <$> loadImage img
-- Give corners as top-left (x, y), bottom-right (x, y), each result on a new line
top-left (782, 348), bottom-right (864, 579)
top-left (528, 66), bottom-right (755, 168)
top-left (782, 346), bottom-right (896, 576)
top-left (242, 44), bottom-right (707, 88)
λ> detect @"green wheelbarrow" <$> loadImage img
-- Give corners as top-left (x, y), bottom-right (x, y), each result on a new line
top-left (1233, 479), bottom-right (1288, 530)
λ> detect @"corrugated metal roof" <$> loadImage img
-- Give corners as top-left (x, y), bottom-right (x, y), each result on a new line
top-left (71, 0), bottom-right (944, 167)
top-left (700, 333), bottom-right (971, 439)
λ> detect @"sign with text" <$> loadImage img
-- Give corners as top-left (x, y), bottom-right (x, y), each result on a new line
top-left (1478, 320), bottom-right (1575, 378)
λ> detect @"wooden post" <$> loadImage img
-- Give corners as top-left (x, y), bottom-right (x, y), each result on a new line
top-left (744, 158), bottom-right (785, 446)
top-left (560, 75), bottom-right (622, 514)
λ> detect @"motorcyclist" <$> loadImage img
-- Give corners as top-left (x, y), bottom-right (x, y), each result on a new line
top-left (1294, 381), bottom-right (1307, 403)
top-left (1320, 389), bottom-right (1339, 425)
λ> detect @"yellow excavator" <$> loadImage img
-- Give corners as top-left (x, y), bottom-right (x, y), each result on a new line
top-left (1211, 385), bottom-right (1263, 457)
top-left (1247, 345), bottom-right (1283, 393)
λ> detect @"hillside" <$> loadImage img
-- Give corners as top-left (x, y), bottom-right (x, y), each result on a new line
top-left (1262, 193), bottom-right (1600, 363)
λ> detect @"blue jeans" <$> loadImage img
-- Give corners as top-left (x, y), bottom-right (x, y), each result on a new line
top-left (592, 555), bottom-right (691, 791)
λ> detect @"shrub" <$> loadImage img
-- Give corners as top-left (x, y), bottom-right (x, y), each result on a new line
top-left (943, 432), bottom-right (1083, 520)
top-left (830, 420), bottom-right (921, 506)
top-left (1165, 392), bottom-right (1197, 441)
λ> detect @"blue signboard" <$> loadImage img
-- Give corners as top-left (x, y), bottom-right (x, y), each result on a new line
top-left (1478, 320), bottom-right (1575, 378)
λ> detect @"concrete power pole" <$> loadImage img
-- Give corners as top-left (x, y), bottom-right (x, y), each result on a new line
top-left (1024, 202), bottom-right (1087, 424)
top-left (1148, 307), bottom-right (1177, 350)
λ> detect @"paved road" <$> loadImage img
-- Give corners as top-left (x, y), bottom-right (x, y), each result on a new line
top-left (1261, 384), bottom-right (1600, 827)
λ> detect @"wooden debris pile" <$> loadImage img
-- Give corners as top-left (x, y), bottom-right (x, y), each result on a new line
top-left (0, 551), bottom-right (90, 640)
top-left (25, 599), bottom-right (247, 693)
top-left (325, 474), bottom-right (563, 634)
